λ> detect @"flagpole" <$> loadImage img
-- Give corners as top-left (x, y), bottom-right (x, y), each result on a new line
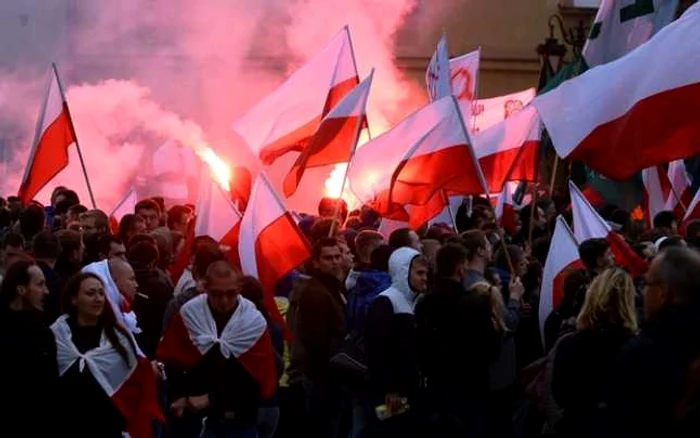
top-left (52, 63), bottom-right (97, 209)
top-left (344, 25), bottom-right (372, 139)
top-left (453, 95), bottom-right (515, 275)
top-left (329, 70), bottom-right (374, 237)
top-left (549, 154), bottom-right (559, 198)
top-left (471, 46), bottom-right (481, 132)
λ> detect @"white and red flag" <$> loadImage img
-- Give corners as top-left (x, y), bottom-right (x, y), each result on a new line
top-left (157, 294), bottom-right (278, 400)
top-left (569, 181), bottom-right (648, 277)
top-left (195, 174), bottom-right (243, 268)
top-left (534, 5), bottom-right (700, 181)
top-left (449, 49), bottom-right (480, 104)
top-left (583, 0), bottom-right (679, 68)
top-left (19, 64), bottom-right (80, 204)
top-left (232, 26), bottom-right (358, 165)
top-left (473, 105), bottom-right (541, 193)
top-left (539, 216), bottom-right (583, 338)
top-left (238, 173), bottom-right (311, 332)
top-left (347, 95), bottom-right (487, 223)
top-left (642, 165), bottom-right (672, 228)
top-left (108, 186), bottom-right (137, 234)
top-left (472, 87), bottom-right (535, 134)
top-left (53, 315), bottom-right (162, 438)
top-left (283, 71), bottom-right (373, 197)
top-left (682, 188), bottom-right (700, 224)
top-left (495, 182), bottom-right (519, 235)
top-left (665, 159), bottom-right (693, 216)
top-left (426, 35), bottom-right (452, 102)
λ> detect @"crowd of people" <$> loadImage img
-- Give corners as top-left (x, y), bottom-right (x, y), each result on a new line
top-left (1, 185), bottom-right (699, 438)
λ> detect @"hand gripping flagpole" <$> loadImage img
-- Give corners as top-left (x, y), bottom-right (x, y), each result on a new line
top-left (53, 63), bottom-right (97, 209)
top-left (452, 95), bottom-right (516, 275)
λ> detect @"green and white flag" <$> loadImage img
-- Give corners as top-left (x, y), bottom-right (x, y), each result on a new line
top-left (583, 0), bottom-right (679, 68)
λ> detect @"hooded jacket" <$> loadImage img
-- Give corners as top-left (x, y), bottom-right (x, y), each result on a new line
top-left (364, 247), bottom-right (422, 400)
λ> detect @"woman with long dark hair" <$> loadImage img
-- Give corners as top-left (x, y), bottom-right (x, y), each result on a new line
top-left (53, 272), bottom-right (161, 438)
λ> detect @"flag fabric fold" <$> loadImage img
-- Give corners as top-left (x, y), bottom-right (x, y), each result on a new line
top-left (471, 87), bottom-right (535, 134)
top-left (583, 0), bottom-right (679, 68)
top-left (232, 27), bottom-right (358, 165)
top-left (283, 72), bottom-right (373, 197)
top-left (19, 65), bottom-right (78, 204)
top-left (426, 35), bottom-right (452, 102)
top-left (156, 294), bottom-right (277, 400)
top-left (569, 181), bottom-right (648, 277)
top-left (534, 5), bottom-right (700, 181)
top-left (53, 315), bottom-right (162, 438)
top-left (108, 186), bottom-right (137, 235)
top-left (539, 216), bottom-right (583, 338)
top-left (449, 49), bottom-right (480, 105)
top-left (347, 95), bottom-right (486, 219)
top-left (665, 159), bottom-right (692, 216)
top-left (642, 165), bottom-right (672, 228)
top-left (238, 173), bottom-right (311, 334)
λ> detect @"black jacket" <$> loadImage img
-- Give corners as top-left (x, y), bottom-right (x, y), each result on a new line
top-left (0, 308), bottom-right (59, 437)
top-left (415, 277), bottom-right (501, 397)
top-left (132, 265), bottom-right (174, 358)
top-left (603, 306), bottom-right (700, 438)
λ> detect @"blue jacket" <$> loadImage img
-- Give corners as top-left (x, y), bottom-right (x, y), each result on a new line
top-left (346, 270), bottom-right (392, 334)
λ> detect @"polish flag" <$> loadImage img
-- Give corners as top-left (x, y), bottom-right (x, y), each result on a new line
top-left (534, 5), bottom-right (700, 181)
top-left (238, 173), bottom-right (311, 331)
top-left (583, 0), bottom-right (679, 68)
top-left (19, 64), bottom-right (78, 204)
top-left (472, 88), bottom-right (536, 134)
top-left (157, 294), bottom-right (278, 400)
top-left (232, 27), bottom-right (358, 165)
top-left (195, 174), bottom-right (243, 268)
top-left (665, 159), bottom-right (693, 216)
top-left (495, 182), bottom-right (519, 235)
top-left (283, 71), bottom-right (373, 197)
top-left (682, 188), bottom-right (700, 224)
top-left (426, 35), bottom-right (452, 102)
top-left (53, 315), bottom-right (162, 438)
top-left (347, 95), bottom-right (487, 220)
top-left (642, 165), bottom-right (672, 228)
top-left (473, 105), bottom-right (541, 193)
top-left (539, 216), bottom-right (582, 338)
top-left (569, 181), bottom-right (648, 277)
top-left (108, 186), bottom-right (137, 235)
top-left (449, 49), bottom-right (480, 104)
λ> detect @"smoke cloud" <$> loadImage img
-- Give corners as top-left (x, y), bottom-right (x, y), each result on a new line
top-left (0, 0), bottom-right (431, 212)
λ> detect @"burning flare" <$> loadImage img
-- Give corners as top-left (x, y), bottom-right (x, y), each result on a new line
top-left (198, 147), bottom-right (232, 191)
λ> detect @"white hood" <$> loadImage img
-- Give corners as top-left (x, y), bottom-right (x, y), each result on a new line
top-left (82, 260), bottom-right (141, 336)
top-left (379, 247), bottom-right (421, 315)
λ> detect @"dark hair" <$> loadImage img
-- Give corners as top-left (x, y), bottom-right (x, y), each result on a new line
top-left (61, 273), bottom-right (136, 366)
top-left (494, 245), bottom-right (524, 271)
top-left (0, 260), bottom-right (38, 309)
top-left (310, 217), bottom-right (341, 244)
top-left (653, 210), bottom-right (677, 230)
top-left (135, 199), bottom-right (161, 215)
top-left (66, 203), bottom-right (88, 217)
top-left (127, 241), bottom-right (160, 269)
top-left (388, 228), bottom-right (414, 250)
top-left (1, 232), bottom-right (25, 250)
top-left (653, 247), bottom-right (700, 308)
top-left (55, 198), bottom-right (79, 216)
top-left (435, 243), bottom-right (468, 279)
top-left (686, 219), bottom-right (700, 240)
top-left (150, 197), bottom-right (166, 216)
top-left (559, 269), bottom-right (591, 318)
top-left (460, 230), bottom-right (487, 261)
top-left (56, 189), bottom-right (80, 206)
top-left (19, 204), bottom-right (46, 240)
top-left (0, 208), bottom-right (10, 229)
top-left (98, 234), bottom-right (124, 258)
top-left (55, 229), bottom-right (82, 255)
top-left (370, 244), bottom-right (394, 272)
top-left (118, 214), bottom-right (145, 243)
top-left (192, 245), bottom-right (227, 280)
top-left (531, 236), bottom-right (552, 266)
top-left (167, 205), bottom-right (191, 229)
top-left (578, 238), bottom-right (611, 271)
top-left (127, 233), bottom-right (157, 250)
top-left (31, 230), bottom-right (62, 260)
top-left (658, 235), bottom-right (685, 252)
top-left (240, 276), bottom-right (270, 322)
top-left (312, 237), bottom-right (339, 260)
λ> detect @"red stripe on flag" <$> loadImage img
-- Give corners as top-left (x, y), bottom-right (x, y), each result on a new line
top-left (259, 76), bottom-right (358, 165)
top-left (479, 140), bottom-right (539, 192)
top-left (552, 260), bottom-right (585, 309)
top-left (571, 82), bottom-right (700, 181)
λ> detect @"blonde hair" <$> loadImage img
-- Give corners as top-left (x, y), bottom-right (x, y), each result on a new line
top-left (468, 281), bottom-right (507, 334)
top-left (576, 268), bottom-right (638, 332)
